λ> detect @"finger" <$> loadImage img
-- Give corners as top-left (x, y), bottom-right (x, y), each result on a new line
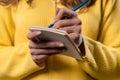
top-left (68, 32), bottom-right (81, 45)
top-left (56, 8), bottom-right (60, 15)
top-left (69, 33), bottom-right (82, 47)
top-left (32, 55), bottom-right (48, 66)
top-left (32, 55), bottom-right (48, 62)
top-left (55, 8), bottom-right (77, 21)
top-left (30, 48), bottom-right (66, 55)
top-left (58, 25), bottom-right (81, 34)
top-left (54, 18), bottom-right (81, 29)
top-left (29, 41), bottom-right (65, 49)
top-left (27, 31), bottom-right (41, 40)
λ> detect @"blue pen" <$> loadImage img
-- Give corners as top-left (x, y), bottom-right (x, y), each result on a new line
top-left (48, 0), bottom-right (89, 28)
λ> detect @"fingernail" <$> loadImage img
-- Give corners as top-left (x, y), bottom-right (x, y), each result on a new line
top-left (36, 31), bottom-right (41, 35)
top-left (59, 43), bottom-right (64, 47)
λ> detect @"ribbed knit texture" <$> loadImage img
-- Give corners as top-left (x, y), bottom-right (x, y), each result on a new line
top-left (0, 0), bottom-right (120, 80)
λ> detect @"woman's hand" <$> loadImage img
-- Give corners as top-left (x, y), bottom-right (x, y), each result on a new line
top-left (27, 31), bottom-right (65, 66)
top-left (27, 8), bottom-right (83, 66)
top-left (53, 8), bottom-right (83, 46)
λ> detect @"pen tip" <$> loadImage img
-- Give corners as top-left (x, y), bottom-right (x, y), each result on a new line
top-left (48, 24), bottom-right (54, 28)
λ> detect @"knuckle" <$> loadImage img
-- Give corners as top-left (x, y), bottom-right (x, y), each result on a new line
top-left (54, 20), bottom-right (63, 27)
top-left (60, 9), bottom-right (65, 14)
top-left (30, 49), bottom-right (35, 55)
top-left (74, 18), bottom-right (81, 25)
top-left (73, 33), bottom-right (80, 42)
top-left (33, 55), bottom-right (48, 64)
top-left (76, 34), bottom-right (80, 39)
top-left (74, 13), bottom-right (78, 17)
top-left (75, 33), bottom-right (80, 39)
top-left (32, 55), bottom-right (37, 61)
top-left (29, 41), bottom-right (34, 48)
top-left (76, 35), bottom-right (80, 43)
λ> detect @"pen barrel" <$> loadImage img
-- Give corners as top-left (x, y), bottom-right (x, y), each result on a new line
top-left (72, 0), bottom-right (89, 11)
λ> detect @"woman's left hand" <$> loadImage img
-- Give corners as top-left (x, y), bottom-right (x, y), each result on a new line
top-left (53, 8), bottom-right (82, 47)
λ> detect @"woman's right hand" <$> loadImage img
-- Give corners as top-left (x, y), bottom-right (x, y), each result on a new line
top-left (27, 31), bottom-right (65, 66)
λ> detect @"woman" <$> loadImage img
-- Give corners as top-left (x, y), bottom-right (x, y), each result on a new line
top-left (0, 0), bottom-right (120, 80)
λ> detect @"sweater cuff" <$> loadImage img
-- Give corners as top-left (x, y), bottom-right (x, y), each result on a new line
top-left (79, 36), bottom-right (94, 62)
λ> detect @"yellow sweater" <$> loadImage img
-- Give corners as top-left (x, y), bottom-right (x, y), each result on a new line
top-left (0, 0), bottom-right (120, 80)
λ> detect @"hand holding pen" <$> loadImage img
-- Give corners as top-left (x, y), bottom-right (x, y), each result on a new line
top-left (48, 0), bottom-right (89, 28)
top-left (27, 0), bottom-right (89, 66)
top-left (48, 0), bottom-right (89, 46)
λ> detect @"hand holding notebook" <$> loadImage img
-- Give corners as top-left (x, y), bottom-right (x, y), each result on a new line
top-left (29, 0), bottom-right (89, 60)
top-left (29, 26), bottom-right (83, 60)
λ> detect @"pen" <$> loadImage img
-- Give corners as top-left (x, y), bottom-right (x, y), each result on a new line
top-left (48, 0), bottom-right (89, 28)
